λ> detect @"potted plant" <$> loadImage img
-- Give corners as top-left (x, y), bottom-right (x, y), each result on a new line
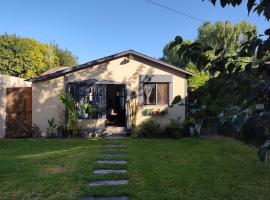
top-left (57, 125), bottom-right (64, 138)
top-left (46, 117), bottom-right (57, 138)
top-left (32, 124), bottom-right (40, 138)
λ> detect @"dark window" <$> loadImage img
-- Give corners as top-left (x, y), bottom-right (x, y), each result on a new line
top-left (143, 83), bottom-right (169, 105)
top-left (67, 83), bottom-right (106, 119)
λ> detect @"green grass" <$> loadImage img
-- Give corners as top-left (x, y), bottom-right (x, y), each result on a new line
top-left (0, 137), bottom-right (269, 200)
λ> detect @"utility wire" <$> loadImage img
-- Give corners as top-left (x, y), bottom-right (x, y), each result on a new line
top-left (144, 0), bottom-right (207, 23)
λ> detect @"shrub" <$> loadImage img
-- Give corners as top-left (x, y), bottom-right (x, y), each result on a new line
top-left (132, 119), bottom-right (186, 139)
top-left (140, 120), bottom-right (161, 138)
top-left (162, 119), bottom-right (184, 138)
top-left (171, 95), bottom-right (182, 105)
top-left (132, 120), bottom-right (161, 138)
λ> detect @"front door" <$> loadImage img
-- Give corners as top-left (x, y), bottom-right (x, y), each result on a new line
top-left (5, 87), bottom-right (32, 137)
top-left (106, 84), bottom-right (126, 127)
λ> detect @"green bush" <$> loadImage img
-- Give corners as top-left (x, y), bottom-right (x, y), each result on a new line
top-left (171, 95), bottom-right (182, 105)
top-left (162, 119), bottom-right (184, 138)
top-left (132, 119), bottom-right (185, 139)
top-left (139, 120), bottom-right (161, 138)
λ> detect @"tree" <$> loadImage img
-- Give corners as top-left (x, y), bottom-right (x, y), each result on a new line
top-left (52, 43), bottom-right (78, 67)
top-left (206, 0), bottom-right (270, 21)
top-left (161, 21), bottom-right (257, 89)
top-left (204, 0), bottom-right (270, 164)
top-left (197, 21), bottom-right (257, 54)
top-left (161, 40), bottom-right (192, 67)
top-left (0, 34), bottom-right (78, 79)
top-left (162, 21), bottom-right (257, 69)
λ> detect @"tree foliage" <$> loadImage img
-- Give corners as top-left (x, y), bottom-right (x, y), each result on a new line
top-left (161, 40), bottom-right (192, 67)
top-left (162, 21), bottom-right (257, 90)
top-left (0, 34), bottom-right (78, 79)
top-left (197, 21), bottom-right (257, 55)
top-left (206, 0), bottom-right (270, 21)
top-left (169, 31), bottom-right (270, 161)
top-left (164, 1), bottom-right (270, 162)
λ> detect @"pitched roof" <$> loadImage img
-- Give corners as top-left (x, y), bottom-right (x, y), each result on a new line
top-left (41, 66), bottom-right (70, 75)
top-left (30, 50), bottom-right (194, 82)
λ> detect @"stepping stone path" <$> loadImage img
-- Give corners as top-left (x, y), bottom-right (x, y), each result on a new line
top-left (82, 134), bottom-right (129, 200)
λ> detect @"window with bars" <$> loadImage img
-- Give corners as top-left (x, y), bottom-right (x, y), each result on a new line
top-left (66, 83), bottom-right (106, 119)
top-left (143, 83), bottom-right (169, 105)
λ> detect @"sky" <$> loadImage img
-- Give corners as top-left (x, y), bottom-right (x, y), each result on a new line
top-left (0, 0), bottom-right (269, 64)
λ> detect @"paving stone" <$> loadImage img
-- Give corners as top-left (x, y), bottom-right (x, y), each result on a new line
top-left (101, 148), bottom-right (126, 151)
top-left (96, 160), bottom-right (127, 164)
top-left (93, 169), bottom-right (127, 174)
top-left (81, 196), bottom-right (128, 200)
top-left (89, 180), bottom-right (128, 186)
top-left (103, 142), bottom-right (124, 145)
top-left (99, 153), bottom-right (126, 157)
top-left (103, 144), bottom-right (126, 148)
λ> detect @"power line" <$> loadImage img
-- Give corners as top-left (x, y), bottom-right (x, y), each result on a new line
top-left (144, 0), bottom-right (207, 23)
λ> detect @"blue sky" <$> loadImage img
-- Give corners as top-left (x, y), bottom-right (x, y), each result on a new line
top-left (0, 0), bottom-right (269, 64)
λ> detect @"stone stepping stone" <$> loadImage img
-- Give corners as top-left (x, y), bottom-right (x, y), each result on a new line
top-left (81, 196), bottom-right (128, 200)
top-left (93, 169), bottom-right (127, 174)
top-left (101, 148), bottom-right (126, 151)
top-left (103, 144), bottom-right (126, 148)
top-left (103, 142), bottom-right (125, 146)
top-left (99, 153), bottom-right (126, 157)
top-left (89, 180), bottom-right (128, 186)
top-left (96, 160), bottom-right (127, 164)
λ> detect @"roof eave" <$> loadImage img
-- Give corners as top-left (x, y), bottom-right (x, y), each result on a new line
top-left (30, 50), bottom-right (194, 82)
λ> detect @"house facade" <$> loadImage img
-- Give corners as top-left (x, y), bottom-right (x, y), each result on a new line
top-left (31, 50), bottom-right (193, 134)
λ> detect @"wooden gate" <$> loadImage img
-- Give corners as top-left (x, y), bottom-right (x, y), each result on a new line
top-left (6, 87), bottom-right (32, 137)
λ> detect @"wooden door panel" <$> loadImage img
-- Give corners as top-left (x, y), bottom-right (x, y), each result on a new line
top-left (6, 87), bottom-right (32, 138)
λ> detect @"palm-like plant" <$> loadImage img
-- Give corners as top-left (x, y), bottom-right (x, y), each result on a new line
top-left (59, 91), bottom-right (79, 137)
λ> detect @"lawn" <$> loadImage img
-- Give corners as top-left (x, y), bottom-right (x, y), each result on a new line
top-left (0, 137), bottom-right (269, 200)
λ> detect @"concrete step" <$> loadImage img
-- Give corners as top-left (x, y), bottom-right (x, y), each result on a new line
top-left (89, 180), bottom-right (128, 186)
top-left (105, 135), bottom-right (126, 139)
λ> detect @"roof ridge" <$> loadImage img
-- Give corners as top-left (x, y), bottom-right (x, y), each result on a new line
top-left (30, 50), bottom-right (193, 82)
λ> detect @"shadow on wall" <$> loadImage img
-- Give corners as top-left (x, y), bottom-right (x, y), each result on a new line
top-left (33, 62), bottom-right (112, 133)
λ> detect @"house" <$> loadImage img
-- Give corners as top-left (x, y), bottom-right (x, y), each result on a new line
top-left (31, 50), bottom-right (193, 135)
top-left (0, 74), bottom-right (32, 138)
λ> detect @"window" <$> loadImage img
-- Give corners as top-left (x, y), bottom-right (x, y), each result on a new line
top-left (66, 83), bottom-right (106, 119)
top-left (157, 83), bottom-right (169, 105)
top-left (143, 83), bottom-right (169, 105)
top-left (143, 83), bottom-right (156, 105)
